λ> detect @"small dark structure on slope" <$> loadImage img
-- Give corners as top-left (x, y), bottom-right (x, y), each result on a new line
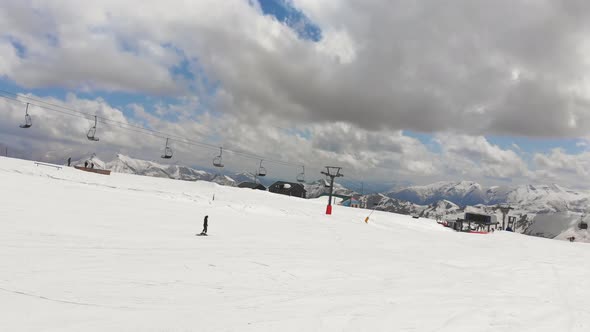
top-left (465, 212), bottom-right (499, 232)
top-left (579, 214), bottom-right (588, 230)
top-left (74, 165), bottom-right (111, 176)
top-left (238, 182), bottom-right (266, 191)
top-left (447, 212), bottom-right (499, 233)
top-left (269, 181), bottom-right (306, 198)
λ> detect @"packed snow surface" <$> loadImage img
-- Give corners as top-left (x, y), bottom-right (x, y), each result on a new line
top-left (1, 157), bottom-right (589, 331)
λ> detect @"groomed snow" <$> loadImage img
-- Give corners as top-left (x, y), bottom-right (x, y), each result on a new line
top-left (1, 156), bottom-right (589, 331)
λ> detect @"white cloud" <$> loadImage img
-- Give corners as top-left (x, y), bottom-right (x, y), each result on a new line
top-left (0, 0), bottom-right (183, 94)
top-left (4, 0), bottom-right (590, 136)
top-left (533, 149), bottom-right (590, 185)
top-left (435, 134), bottom-right (530, 180)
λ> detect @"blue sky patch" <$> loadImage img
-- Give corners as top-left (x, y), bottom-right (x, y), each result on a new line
top-left (257, 0), bottom-right (322, 42)
top-left (403, 129), bottom-right (587, 156)
top-left (8, 37), bottom-right (27, 58)
top-left (0, 79), bottom-right (190, 125)
top-left (403, 130), bottom-right (442, 153)
top-left (486, 136), bottom-right (587, 155)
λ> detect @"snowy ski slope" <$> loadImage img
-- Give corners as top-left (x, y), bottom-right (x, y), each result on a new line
top-left (1, 156), bottom-right (589, 331)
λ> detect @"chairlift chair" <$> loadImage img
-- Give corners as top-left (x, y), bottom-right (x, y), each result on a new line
top-left (87, 116), bottom-right (99, 141)
top-left (19, 103), bottom-right (32, 129)
top-left (161, 138), bottom-right (173, 159)
top-left (580, 219), bottom-right (588, 230)
top-left (213, 147), bottom-right (224, 167)
top-left (257, 160), bottom-right (267, 177)
top-left (296, 165), bottom-right (305, 183)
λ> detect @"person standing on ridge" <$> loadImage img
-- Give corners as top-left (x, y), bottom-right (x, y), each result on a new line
top-left (67, 157), bottom-right (71, 167)
top-left (200, 215), bottom-right (208, 235)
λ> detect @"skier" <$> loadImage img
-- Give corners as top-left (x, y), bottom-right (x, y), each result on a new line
top-left (67, 157), bottom-right (71, 167)
top-left (90, 162), bottom-right (95, 169)
top-left (200, 215), bottom-right (208, 235)
top-left (84, 161), bottom-right (88, 168)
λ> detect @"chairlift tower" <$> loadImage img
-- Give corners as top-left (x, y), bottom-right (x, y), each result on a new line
top-left (321, 166), bottom-right (343, 215)
top-left (496, 205), bottom-right (514, 230)
top-left (296, 165), bottom-right (305, 183)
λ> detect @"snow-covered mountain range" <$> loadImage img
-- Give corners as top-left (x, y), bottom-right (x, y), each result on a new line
top-left (389, 181), bottom-right (486, 206)
top-left (72, 154), bottom-right (359, 200)
top-left (361, 191), bottom-right (588, 241)
top-left (71, 155), bottom-right (590, 216)
top-left (303, 179), bottom-right (357, 199)
top-left (72, 154), bottom-right (236, 186)
top-left (108, 154), bottom-right (214, 181)
top-left (378, 181), bottom-right (590, 241)
top-left (388, 181), bottom-right (590, 214)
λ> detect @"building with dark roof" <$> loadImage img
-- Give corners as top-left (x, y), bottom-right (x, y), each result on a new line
top-left (448, 212), bottom-right (500, 232)
top-left (238, 182), bottom-right (267, 191)
top-left (269, 181), bottom-right (306, 198)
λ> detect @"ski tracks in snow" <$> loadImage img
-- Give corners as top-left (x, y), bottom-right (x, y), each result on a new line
top-left (551, 265), bottom-right (576, 332)
top-left (0, 286), bottom-right (136, 310)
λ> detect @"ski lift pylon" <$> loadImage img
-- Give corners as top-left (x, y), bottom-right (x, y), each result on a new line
top-left (161, 138), bottom-right (173, 159)
top-left (19, 103), bottom-right (32, 129)
top-left (257, 159), bottom-right (267, 177)
top-left (213, 147), bottom-right (224, 167)
top-left (296, 165), bottom-right (305, 183)
top-left (87, 116), bottom-right (99, 141)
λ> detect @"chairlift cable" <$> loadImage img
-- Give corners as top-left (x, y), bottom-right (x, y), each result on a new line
top-left (3, 92), bottom-right (381, 190)
top-left (0, 91), bottom-right (304, 169)
top-left (0, 90), bottom-right (301, 165)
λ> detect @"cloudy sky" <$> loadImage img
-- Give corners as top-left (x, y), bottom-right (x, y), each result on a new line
top-left (2, 0), bottom-right (590, 189)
